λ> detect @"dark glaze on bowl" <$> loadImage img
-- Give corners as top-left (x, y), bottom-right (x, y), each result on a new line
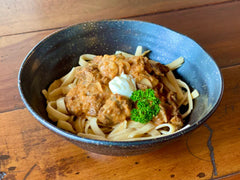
top-left (18, 20), bottom-right (223, 156)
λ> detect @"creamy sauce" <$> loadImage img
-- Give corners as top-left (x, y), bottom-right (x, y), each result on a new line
top-left (65, 54), bottom-right (183, 128)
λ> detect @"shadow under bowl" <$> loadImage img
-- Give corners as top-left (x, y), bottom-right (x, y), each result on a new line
top-left (18, 20), bottom-right (223, 156)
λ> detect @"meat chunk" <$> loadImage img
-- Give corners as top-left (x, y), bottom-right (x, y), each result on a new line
top-left (65, 83), bottom-right (105, 116)
top-left (75, 64), bottom-right (101, 83)
top-left (128, 56), bottom-right (145, 74)
top-left (97, 55), bottom-right (119, 79)
top-left (65, 64), bottom-right (112, 116)
top-left (149, 60), bottom-right (169, 76)
top-left (170, 116), bottom-right (183, 130)
top-left (98, 94), bottom-right (132, 126)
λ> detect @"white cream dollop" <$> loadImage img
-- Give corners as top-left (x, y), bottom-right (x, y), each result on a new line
top-left (109, 72), bottom-right (137, 98)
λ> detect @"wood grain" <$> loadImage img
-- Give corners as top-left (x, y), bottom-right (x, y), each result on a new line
top-left (134, 0), bottom-right (240, 68)
top-left (1, 1), bottom-right (240, 113)
top-left (1, 0), bottom-right (240, 179)
top-left (0, 0), bottom-right (230, 37)
top-left (0, 65), bottom-right (239, 180)
top-left (0, 30), bottom-right (55, 113)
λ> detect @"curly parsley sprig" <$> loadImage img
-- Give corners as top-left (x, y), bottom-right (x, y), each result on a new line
top-left (130, 89), bottom-right (161, 124)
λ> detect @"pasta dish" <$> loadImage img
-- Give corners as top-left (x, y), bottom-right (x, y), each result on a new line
top-left (42, 46), bottom-right (199, 141)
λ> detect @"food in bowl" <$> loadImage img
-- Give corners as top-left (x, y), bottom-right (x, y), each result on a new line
top-left (18, 20), bottom-right (223, 155)
top-left (42, 46), bottom-right (199, 141)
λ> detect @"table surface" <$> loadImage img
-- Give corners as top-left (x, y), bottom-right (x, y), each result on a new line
top-left (0, 0), bottom-right (240, 179)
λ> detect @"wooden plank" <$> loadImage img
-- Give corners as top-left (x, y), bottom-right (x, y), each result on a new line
top-left (0, 65), bottom-right (239, 180)
top-left (1, 2), bottom-right (240, 113)
top-left (0, 0), bottom-right (230, 36)
top-left (0, 30), bottom-right (56, 113)
top-left (134, 0), bottom-right (240, 68)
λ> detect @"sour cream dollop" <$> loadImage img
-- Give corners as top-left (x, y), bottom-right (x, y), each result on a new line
top-left (109, 72), bottom-right (137, 98)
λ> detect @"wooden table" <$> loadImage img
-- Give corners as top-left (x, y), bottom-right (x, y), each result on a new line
top-left (0, 0), bottom-right (240, 179)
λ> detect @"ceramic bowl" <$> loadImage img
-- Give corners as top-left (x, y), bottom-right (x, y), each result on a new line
top-left (18, 20), bottom-right (223, 156)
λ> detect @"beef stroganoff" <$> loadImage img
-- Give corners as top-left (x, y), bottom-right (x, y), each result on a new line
top-left (42, 46), bottom-right (199, 141)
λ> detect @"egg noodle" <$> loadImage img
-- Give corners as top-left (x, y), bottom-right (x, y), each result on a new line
top-left (42, 46), bottom-right (199, 141)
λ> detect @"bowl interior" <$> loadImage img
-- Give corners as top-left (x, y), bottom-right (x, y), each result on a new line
top-left (19, 20), bottom-right (223, 143)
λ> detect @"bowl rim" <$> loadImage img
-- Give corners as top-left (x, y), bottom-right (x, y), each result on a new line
top-left (18, 19), bottom-right (224, 147)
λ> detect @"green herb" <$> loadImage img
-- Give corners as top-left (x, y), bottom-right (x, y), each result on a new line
top-left (130, 89), bottom-right (161, 124)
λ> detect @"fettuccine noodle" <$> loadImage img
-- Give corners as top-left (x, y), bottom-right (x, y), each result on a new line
top-left (42, 46), bottom-right (199, 141)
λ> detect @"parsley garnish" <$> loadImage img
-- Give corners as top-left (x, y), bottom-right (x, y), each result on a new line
top-left (130, 89), bottom-right (161, 124)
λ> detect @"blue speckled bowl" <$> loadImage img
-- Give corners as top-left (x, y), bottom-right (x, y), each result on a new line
top-left (18, 20), bottom-right (223, 156)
